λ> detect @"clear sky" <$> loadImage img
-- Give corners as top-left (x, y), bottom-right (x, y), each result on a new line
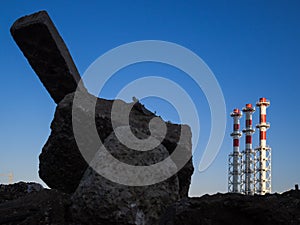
top-left (0, 0), bottom-right (299, 196)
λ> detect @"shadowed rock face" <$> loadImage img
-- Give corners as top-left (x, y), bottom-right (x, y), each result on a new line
top-left (10, 10), bottom-right (85, 104)
top-left (0, 182), bottom-right (43, 204)
top-left (39, 91), bottom-right (194, 198)
top-left (10, 10), bottom-right (194, 198)
top-left (0, 183), bottom-right (71, 225)
top-left (1, 184), bottom-right (300, 225)
top-left (160, 191), bottom-right (300, 225)
top-left (71, 128), bottom-right (180, 225)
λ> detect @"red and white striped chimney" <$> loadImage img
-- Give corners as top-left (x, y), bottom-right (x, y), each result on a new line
top-left (242, 103), bottom-right (255, 195)
top-left (230, 108), bottom-right (242, 192)
top-left (256, 97), bottom-right (271, 194)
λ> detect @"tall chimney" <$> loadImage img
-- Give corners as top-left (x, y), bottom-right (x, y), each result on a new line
top-left (242, 104), bottom-right (256, 195)
top-left (228, 108), bottom-right (243, 193)
top-left (255, 97), bottom-right (271, 195)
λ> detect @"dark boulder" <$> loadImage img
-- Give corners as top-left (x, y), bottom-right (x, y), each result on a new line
top-left (39, 91), bottom-right (194, 197)
top-left (10, 10), bottom-right (194, 198)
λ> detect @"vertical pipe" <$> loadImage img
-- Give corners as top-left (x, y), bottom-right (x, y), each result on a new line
top-left (230, 109), bottom-right (242, 193)
top-left (242, 104), bottom-right (255, 195)
top-left (256, 97), bottom-right (270, 194)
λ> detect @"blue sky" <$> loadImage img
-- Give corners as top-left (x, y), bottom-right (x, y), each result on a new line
top-left (0, 0), bottom-right (299, 196)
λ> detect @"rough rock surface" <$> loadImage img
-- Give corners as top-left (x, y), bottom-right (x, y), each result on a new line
top-left (39, 91), bottom-right (194, 197)
top-left (71, 128), bottom-right (180, 225)
top-left (0, 182), bottom-right (43, 204)
top-left (10, 9), bottom-right (194, 225)
top-left (0, 188), bottom-right (71, 225)
top-left (10, 10), bottom-right (194, 198)
top-left (10, 11), bottom-right (85, 104)
top-left (160, 190), bottom-right (300, 225)
top-left (1, 184), bottom-right (300, 225)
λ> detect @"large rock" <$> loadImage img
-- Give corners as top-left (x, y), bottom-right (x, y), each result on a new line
top-left (71, 128), bottom-right (180, 225)
top-left (39, 91), bottom-right (194, 197)
top-left (10, 11), bottom-right (85, 104)
top-left (10, 10), bottom-right (194, 197)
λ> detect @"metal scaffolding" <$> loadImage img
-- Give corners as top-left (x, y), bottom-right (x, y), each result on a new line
top-left (255, 97), bottom-right (271, 195)
top-left (228, 109), bottom-right (243, 193)
top-left (228, 97), bottom-right (271, 195)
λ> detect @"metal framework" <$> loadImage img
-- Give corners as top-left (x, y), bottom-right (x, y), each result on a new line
top-left (241, 104), bottom-right (256, 195)
top-left (228, 152), bottom-right (242, 193)
top-left (228, 97), bottom-right (272, 195)
top-left (228, 109), bottom-right (243, 193)
top-left (255, 97), bottom-right (271, 194)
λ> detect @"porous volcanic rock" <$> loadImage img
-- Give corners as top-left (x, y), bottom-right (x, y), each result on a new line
top-left (0, 188), bottom-right (71, 225)
top-left (159, 190), bottom-right (300, 225)
top-left (71, 127), bottom-right (180, 225)
top-left (10, 10), bottom-right (85, 104)
top-left (0, 182), bottom-right (43, 204)
top-left (1, 183), bottom-right (300, 225)
top-left (10, 10), bottom-right (194, 198)
top-left (39, 91), bottom-right (194, 197)
top-left (10, 9), bottom-right (194, 224)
